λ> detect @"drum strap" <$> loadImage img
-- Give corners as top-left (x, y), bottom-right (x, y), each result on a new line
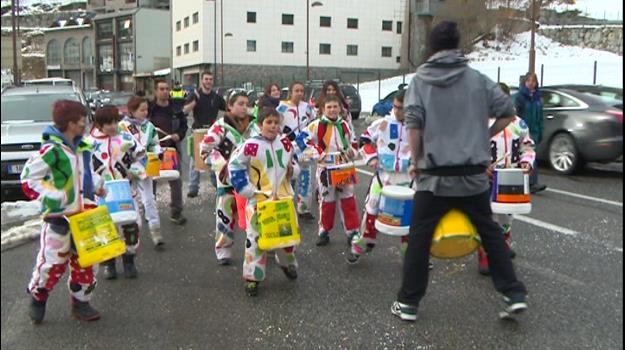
top-left (421, 165), bottom-right (486, 176)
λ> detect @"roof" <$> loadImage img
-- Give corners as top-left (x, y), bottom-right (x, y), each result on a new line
top-left (1, 85), bottom-right (80, 96)
top-left (94, 8), bottom-right (139, 21)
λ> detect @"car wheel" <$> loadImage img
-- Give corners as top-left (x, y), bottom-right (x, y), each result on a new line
top-left (548, 133), bottom-right (582, 175)
top-left (351, 112), bottom-right (360, 120)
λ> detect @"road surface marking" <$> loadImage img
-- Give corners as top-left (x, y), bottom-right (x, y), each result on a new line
top-left (545, 188), bottom-right (623, 208)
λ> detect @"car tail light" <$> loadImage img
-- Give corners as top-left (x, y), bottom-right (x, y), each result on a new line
top-left (606, 110), bottom-right (623, 123)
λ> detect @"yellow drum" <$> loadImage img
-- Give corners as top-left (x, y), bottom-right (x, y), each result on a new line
top-left (430, 209), bottom-right (480, 259)
top-left (193, 129), bottom-right (209, 171)
top-left (145, 152), bottom-right (160, 177)
top-left (68, 206), bottom-right (126, 268)
top-left (257, 198), bottom-right (300, 251)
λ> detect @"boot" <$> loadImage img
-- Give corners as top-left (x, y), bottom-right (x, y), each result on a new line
top-left (150, 227), bottom-right (164, 249)
top-left (70, 297), bottom-right (100, 321)
top-left (28, 297), bottom-right (47, 324)
top-left (477, 247), bottom-right (490, 276)
top-left (102, 259), bottom-right (117, 280)
top-left (122, 254), bottom-right (138, 279)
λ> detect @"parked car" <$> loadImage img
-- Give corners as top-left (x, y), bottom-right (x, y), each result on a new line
top-left (306, 83), bottom-right (362, 120)
top-left (102, 92), bottom-right (135, 116)
top-left (543, 84), bottom-right (622, 103)
top-left (372, 89), bottom-right (402, 117)
top-left (528, 86), bottom-right (623, 175)
top-left (22, 77), bottom-right (75, 87)
top-left (1, 84), bottom-right (90, 200)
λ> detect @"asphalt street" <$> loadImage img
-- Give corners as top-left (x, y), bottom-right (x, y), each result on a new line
top-left (1, 118), bottom-right (623, 349)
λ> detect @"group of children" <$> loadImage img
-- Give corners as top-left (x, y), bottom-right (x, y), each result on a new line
top-left (20, 79), bottom-right (534, 323)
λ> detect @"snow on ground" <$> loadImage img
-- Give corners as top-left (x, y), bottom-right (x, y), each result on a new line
top-left (1, 200), bottom-right (42, 250)
top-left (1, 219), bottom-right (41, 251)
top-left (358, 31), bottom-right (623, 113)
top-left (1, 200), bottom-right (41, 226)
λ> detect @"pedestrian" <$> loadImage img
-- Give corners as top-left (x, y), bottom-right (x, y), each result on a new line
top-left (346, 90), bottom-right (412, 264)
top-left (277, 82), bottom-right (316, 219)
top-left (183, 71), bottom-right (226, 198)
top-left (199, 91), bottom-right (260, 266)
top-left (149, 79), bottom-right (188, 225)
top-left (170, 81), bottom-right (187, 113)
top-left (228, 108), bottom-right (299, 296)
top-left (21, 100), bottom-right (103, 323)
top-left (477, 82), bottom-right (536, 275)
top-left (392, 21), bottom-right (527, 322)
top-left (515, 72), bottom-right (547, 193)
top-left (252, 83), bottom-right (282, 120)
top-left (120, 95), bottom-right (165, 248)
top-left (299, 95), bottom-right (360, 247)
top-left (88, 105), bottom-right (146, 280)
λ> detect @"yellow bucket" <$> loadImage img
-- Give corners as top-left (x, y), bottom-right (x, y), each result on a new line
top-left (257, 198), bottom-right (300, 251)
top-left (430, 209), bottom-right (480, 259)
top-left (145, 152), bottom-right (160, 177)
top-left (68, 206), bottom-right (127, 268)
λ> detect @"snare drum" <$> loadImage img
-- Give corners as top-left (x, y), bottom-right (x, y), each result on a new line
top-left (324, 163), bottom-right (358, 187)
top-left (155, 147), bottom-right (180, 182)
top-left (430, 209), bottom-right (481, 259)
top-left (98, 179), bottom-right (138, 225)
top-left (375, 186), bottom-right (414, 236)
top-left (145, 152), bottom-right (160, 177)
top-left (491, 168), bottom-right (531, 214)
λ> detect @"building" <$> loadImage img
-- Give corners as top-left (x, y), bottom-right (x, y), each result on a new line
top-left (43, 18), bottom-right (96, 89)
top-left (1, 30), bottom-right (22, 73)
top-left (172, 0), bottom-right (407, 87)
top-left (87, 0), bottom-right (169, 13)
top-left (93, 7), bottom-right (171, 92)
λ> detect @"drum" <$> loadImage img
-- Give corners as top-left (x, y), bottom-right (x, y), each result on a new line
top-left (155, 147), bottom-right (180, 182)
top-left (491, 168), bottom-right (532, 214)
top-left (234, 192), bottom-right (247, 230)
top-left (98, 179), bottom-right (138, 225)
top-left (145, 152), bottom-right (160, 177)
top-left (324, 163), bottom-right (358, 187)
top-left (257, 198), bottom-right (300, 251)
top-left (430, 209), bottom-right (481, 259)
top-left (375, 186), bottom-right (414, 236)
top-left (68, 205), bottom-right (126, 268)
top-left (193, 129), bottom-right (209, 172)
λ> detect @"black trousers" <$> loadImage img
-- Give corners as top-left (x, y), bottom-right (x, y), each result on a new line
top-left (397, 190), bottom-right (527, 306)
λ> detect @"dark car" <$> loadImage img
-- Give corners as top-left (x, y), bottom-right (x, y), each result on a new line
top-left (543, 84), bottom-right (622, 103)
top-left (530, 87), bottom-right (623, 175)
top-left (307, 83), bottom-right (362, 120)
top-left (372, 90), bottom-right (399, 117)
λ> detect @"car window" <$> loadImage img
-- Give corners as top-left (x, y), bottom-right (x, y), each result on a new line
top-left (541, 91), bottom-right (580, 109)
top-left (340, 85), bottom-right (357, 97)
top-left (108, 95), bottom-right (133, 106)
top-left (383, 90), bottom-right (398, 102)
top-left (1, 93), bottom-right (80, 122)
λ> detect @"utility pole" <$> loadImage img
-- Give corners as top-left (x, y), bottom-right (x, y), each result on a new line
top-left (220, 0), bottom-right (224, 86)
top-left (214, 0), bottom-right (217, 84)
top-left (11, 0), bottom-right (20, 85)
top-left (306, 0), bottom-right (310, 81)
top-left (528, 0), bottom-right (537, 74)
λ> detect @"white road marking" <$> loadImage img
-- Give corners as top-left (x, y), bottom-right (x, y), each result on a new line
top-left (545, 188), bottom-right (623, 208)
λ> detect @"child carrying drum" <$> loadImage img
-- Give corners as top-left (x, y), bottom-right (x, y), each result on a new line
top-left (346, 91), bottom-right (413, 264)
top-left (228, 108), bottom-right (300, 296)
top-left (88, 106), bottom-right (146, 280)
top-left (298, 95), bottom-right (360, 247)
top-left (478, 82), bottom-right (536, 275)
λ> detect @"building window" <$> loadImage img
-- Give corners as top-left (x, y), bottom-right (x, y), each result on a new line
top-left (347, 18), bottom-right (358, 29)
top-left (176, 46), bottom-right (181, 56)
top-left (346, 44), bottom-right (358, 56)
top-left (320, 16), bottom-right (331, 27)
top-left (184, 16), bottom-right (189, 28)
top-left (98, 44), bottom-right (113, 72)
top-left (382, 46), bottom-right (392, 57)
top-left (176, 21), bottom-right (181, 31)
top-left (319, 43), bottom-right (331, 55)
top-left (97, 21), bottom-right (113, 39)
top-left (247, 12), bottom-right (256, 23)
top-left (184, 43), bottom-right (190, 54)
top-left (397, 21), bottom-right (403, 34)
top-left (117, 17), bottom-right (132, 40)
top-left (382, 20), bottom-right (393, 31)
top-left (64, 38), bottom-right (80, 65)
top-left (193, 12), bottom-right (199, 24)
top-left (396, 56), bottom-right (401, 63)
top-left (118, 42), bottom-right (133, 71)
top-left (46, 39), bottom-right (61, 65)
top-left (193, 40), bottom-right (199, 52)
top-left (247, 40), bottom-right (256, 52)
top-left (82, 36), bottom-right (93, 65)
top-left (282, 14), bottom-right (294, 25)
top-left (281, 41), bottom-right (294, 53)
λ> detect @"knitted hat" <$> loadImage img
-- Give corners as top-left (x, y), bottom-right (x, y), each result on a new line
top-left (428, 21), bottom-right (461, 53)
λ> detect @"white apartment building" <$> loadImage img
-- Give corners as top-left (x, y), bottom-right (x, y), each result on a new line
top-left (172, 0), bottom-right (407, 87)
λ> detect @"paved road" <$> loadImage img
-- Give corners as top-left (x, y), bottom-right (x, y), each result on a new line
top-left (1, 119), bottom-right (622, 349)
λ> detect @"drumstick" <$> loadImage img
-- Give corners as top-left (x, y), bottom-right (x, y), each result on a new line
top-left (155, 127), bottom-right (168, 135)
top-left (159, 135), bottom-right (173, 142)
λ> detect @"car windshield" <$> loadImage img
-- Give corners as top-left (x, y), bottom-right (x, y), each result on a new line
top-left (1, 93), bottom-right (80, 122)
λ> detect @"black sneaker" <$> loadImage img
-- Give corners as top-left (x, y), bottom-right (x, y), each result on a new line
top-left (391, 301), bottom-right (418, 322)
top-left (217, 258), bottom-right (231, 266)
top-left (102, 259), bottom-right (117, 280)
top-left (366, 243), bottom-right (375, 253)
top-left (28, 297), bottom-right (46, 324)
top-left (187, 191), bottom-right (198, 198)
top-left (71, 298), bottom-right (101, 321)
top-left (281, 265), bottom-right (298, 280)
top-left (316, 234), bottom-right (330, 247)
top-left (530, 184), bottom-right (547, 194)
top-left (345, 253), bottom-right (361, 265)
top-left (169, 213), bottom-right (187, 225)
top-left (122, 254), bottom-right (138, 279)
top-left (499, 293), bottom-right (528, 320)
top-left (298, 212), bottom-right (315, 220)
top-left (245, 281), bottom-right (259, 297)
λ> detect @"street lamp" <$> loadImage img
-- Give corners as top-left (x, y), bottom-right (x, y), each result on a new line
top-left (222, 32), bottom-right (233, 85)
top-left (528, 0), bottom-right (537, 74)
top-left (306, 1), bottom-right (323, 81)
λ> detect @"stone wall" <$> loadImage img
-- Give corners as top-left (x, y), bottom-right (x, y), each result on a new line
top-left (539, 25), bottom-right (623, 55)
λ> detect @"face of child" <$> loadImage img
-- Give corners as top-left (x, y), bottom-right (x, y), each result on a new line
top-left (67, 115), bottom-right (87, 138)
top-left (290, 84), bottom-right (304, 103)
top-left (101, 121), bottom-right (119, 137)
top-left (393, 99), bottom-right (405, 122)
top-left (326, 85), bottom-right (337, 95)
top-left (229, 96), bottom-right (249, 119)
top-left (260, 115), bottom-right (281, 140)
top-left (270, 86), bottom-right (281, 99)
top-left (133, 102), bottom-right (149, 121)
top-left (324, 101), bottom-right (340, 120)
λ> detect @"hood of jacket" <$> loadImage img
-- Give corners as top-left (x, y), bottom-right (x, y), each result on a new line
top-left (415, 49), bottom-right (469, 87)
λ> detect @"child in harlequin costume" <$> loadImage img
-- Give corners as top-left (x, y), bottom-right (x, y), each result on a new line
top-left (478, 83), bottom-right (535, 275)
top-left (200, 91), bottom-right (260, 266)
top-left (346, 91), bottom-right (412, 264)
top-left (88, 106), bottom-right (146, 280)
top-left (21, 100), bottom-right (104, 324)
top-left (119, 96), bottom-right (164, 248)
top-left (229, 108), bottom-right (300, 296)
top-left (299, 95), bottom-right (360, 247)
top-left (277, 82), bottom-right (316, 219)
